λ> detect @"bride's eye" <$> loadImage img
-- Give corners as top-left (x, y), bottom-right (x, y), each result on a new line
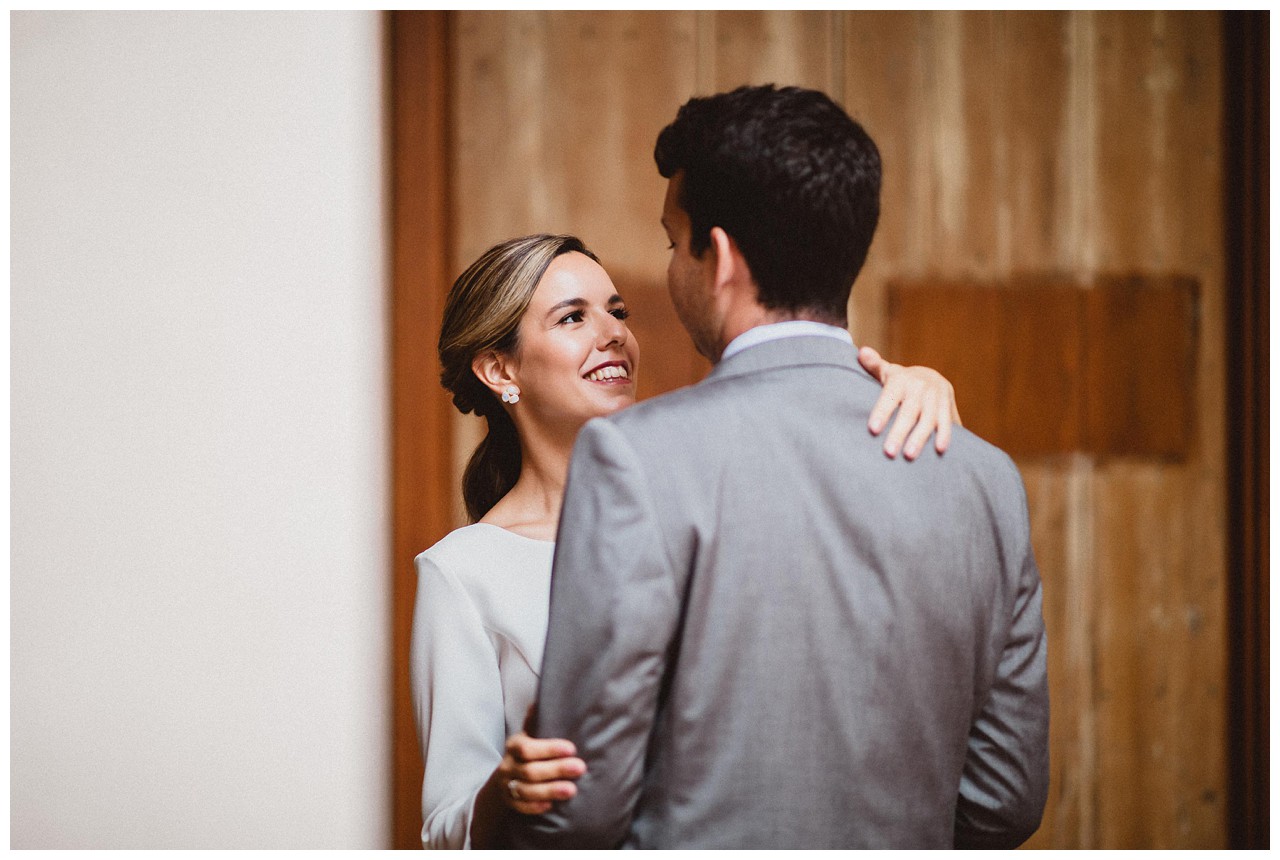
top-left (611, 308), bottom-right (631, 321)
top-left (558, 310), bottom-right (585, 324)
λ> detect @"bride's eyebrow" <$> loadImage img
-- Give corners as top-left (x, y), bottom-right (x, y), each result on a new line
top-left (545, 298), bottom-right (586, 318)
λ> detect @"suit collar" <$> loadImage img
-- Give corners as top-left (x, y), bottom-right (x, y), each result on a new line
top-left (706, 334), bottom-right (876, 385)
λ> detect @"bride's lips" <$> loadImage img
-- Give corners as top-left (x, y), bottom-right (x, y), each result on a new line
top-left (583, 360), bottom-right (632, 384)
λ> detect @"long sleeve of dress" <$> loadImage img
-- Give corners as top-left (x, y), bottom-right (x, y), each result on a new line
top-left (410, 552), bottom-right (506, 850)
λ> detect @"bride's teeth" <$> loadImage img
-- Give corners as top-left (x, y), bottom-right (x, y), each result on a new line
top-left (586, 366), bottom-right (629, 381)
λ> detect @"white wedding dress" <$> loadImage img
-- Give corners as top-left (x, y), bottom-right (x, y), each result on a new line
top-left (409, 523), bottom-right (555, 849)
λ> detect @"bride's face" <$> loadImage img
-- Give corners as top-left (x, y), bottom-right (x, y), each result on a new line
top-left (507, 251), bottom-right (639, 432)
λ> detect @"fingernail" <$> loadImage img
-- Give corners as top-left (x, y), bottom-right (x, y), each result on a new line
top-left (905, 444), bottom-right (919, 458)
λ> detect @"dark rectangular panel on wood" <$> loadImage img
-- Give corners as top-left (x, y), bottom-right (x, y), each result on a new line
top-left (886, 276), bottom-right (1198, 460)
top-left (886, 281), bottom-right (1083, 455)
top-left (1084, 275), bottom-right (1199, 459)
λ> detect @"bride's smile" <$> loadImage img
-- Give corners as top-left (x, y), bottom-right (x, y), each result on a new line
top-left (500, 250), bottom-right (640, 432)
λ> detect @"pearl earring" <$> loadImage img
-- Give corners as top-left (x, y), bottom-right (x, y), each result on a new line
top-left (501, 384), bottom-right (520, 404)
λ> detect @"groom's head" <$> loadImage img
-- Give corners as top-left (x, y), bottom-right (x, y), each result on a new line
top-left (654, 84), bottom-right (881, 329)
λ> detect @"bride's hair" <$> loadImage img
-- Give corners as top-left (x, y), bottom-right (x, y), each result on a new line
top-left (439, 234), bottom-right (600, 522)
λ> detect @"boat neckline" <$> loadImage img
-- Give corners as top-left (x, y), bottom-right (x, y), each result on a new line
top-left (471, 521), bottom-right (555, 545)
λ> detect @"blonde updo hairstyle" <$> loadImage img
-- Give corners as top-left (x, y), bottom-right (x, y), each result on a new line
top-left (439, 234), bottom-right (600, 522)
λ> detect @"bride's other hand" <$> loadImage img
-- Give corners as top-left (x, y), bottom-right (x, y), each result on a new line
top-left (494, 731), bottom-right (586, 815)
top-left (859, 345), bottom-right (963, 460)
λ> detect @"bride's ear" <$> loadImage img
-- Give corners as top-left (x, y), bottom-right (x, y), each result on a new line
top-left (472, 351), bottom-right (515, 398)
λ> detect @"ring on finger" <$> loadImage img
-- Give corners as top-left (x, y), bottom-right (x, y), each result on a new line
top-left (507, 779), bottom-right (520, 800)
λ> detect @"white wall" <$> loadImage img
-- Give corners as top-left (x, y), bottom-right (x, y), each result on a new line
top-left (11, 12), bottom-right (390, 848)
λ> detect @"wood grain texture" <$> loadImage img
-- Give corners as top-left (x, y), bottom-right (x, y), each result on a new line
top-left (389, 11), bottom-right (455, 849)
top-left (711, 11), bottom-right (838, 93)
top-left (845, 11), bottom-right (1226, 848)
top-left (424, 11), bottom-right (1231, 848)
top-left (1087, 12), bottom-right (1226, 848)
top-left (841, 11), bottom-right (923, 346)
top-left (453, 11), bottom-right (694, 274)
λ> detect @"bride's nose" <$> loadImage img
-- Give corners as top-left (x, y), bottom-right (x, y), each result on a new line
top-left (598, 313), bottom-right (628, 349)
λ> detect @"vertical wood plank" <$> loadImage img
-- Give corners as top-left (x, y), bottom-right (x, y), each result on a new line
top-left (966, 22), bottom-right (1079, 835)
top-left (1017, 4), bottom-right (1094, 804)
top-left (1020, 457), bottom-right (1091, 848)
top-left (710, 11), bottom-right (836, 91)
top-left (540, 12), bottom-right (697, 275)
top-left (991, 12), bottom-right (1074, 273)
top-left (455, 11), bottom-right (695, 277)
top-left (1087, 11), bottom-right (1226, 848)
top-left (389, 10), bottom-right (455, 849)
top-left (842, 10), bottom-right (925, 348)
top-left (1056, 12), bottom-right (1104, 846)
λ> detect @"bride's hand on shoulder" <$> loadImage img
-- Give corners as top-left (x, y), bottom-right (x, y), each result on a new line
top-left (858, 345), bottom-right (962, 460)
top-left (493, 731), bottom-right (587, 815)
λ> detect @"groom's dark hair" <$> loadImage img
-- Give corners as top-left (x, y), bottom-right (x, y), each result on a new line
top-left (654, 84), bottom-right (881, 323)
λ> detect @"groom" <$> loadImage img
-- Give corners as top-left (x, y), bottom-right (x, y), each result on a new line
top-left (507, 85), bottom-right (1049, 849)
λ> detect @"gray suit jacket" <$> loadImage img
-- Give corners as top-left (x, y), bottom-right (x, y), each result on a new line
top-left (506, 335), bottom-right (1049, 849)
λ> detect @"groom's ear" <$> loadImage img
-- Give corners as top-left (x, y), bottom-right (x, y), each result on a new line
top-left (471, 351), bottom-right (514, 396)
top-left (708, 226), bottom-right (748, 295)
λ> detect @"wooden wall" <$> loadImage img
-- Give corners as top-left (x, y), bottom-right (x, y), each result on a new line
top-left (440, 11), bottom-right (1228, 849)
top-left (390, 12), bottom-right (455, 849)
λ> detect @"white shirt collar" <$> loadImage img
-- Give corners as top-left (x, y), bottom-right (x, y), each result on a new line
top-left (719, 320), bottom-right (854, 362)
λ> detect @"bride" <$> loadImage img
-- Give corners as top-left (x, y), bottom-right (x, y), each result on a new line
top-left (410, 234), bottom-right (962, 849)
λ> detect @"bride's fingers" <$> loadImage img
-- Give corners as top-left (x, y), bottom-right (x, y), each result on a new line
top-left (882, 385), bottom-right (922, 458)
top-left (513, 756), bottom-right (587, 784)
top-left (510, 778), bottom-right (579, 805)
top-left (857, 345), bottom-right (887, 383)
top-left (506, 732), bottom-right (576, 763)
top-left (902, 391), bottom-right (939, 460)
top-left (934, 401), bottom-right (954, 454)
top-left (867, 369), bottom-right (905, 435)
top-left (506, 781), bottom-right (554, 816)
